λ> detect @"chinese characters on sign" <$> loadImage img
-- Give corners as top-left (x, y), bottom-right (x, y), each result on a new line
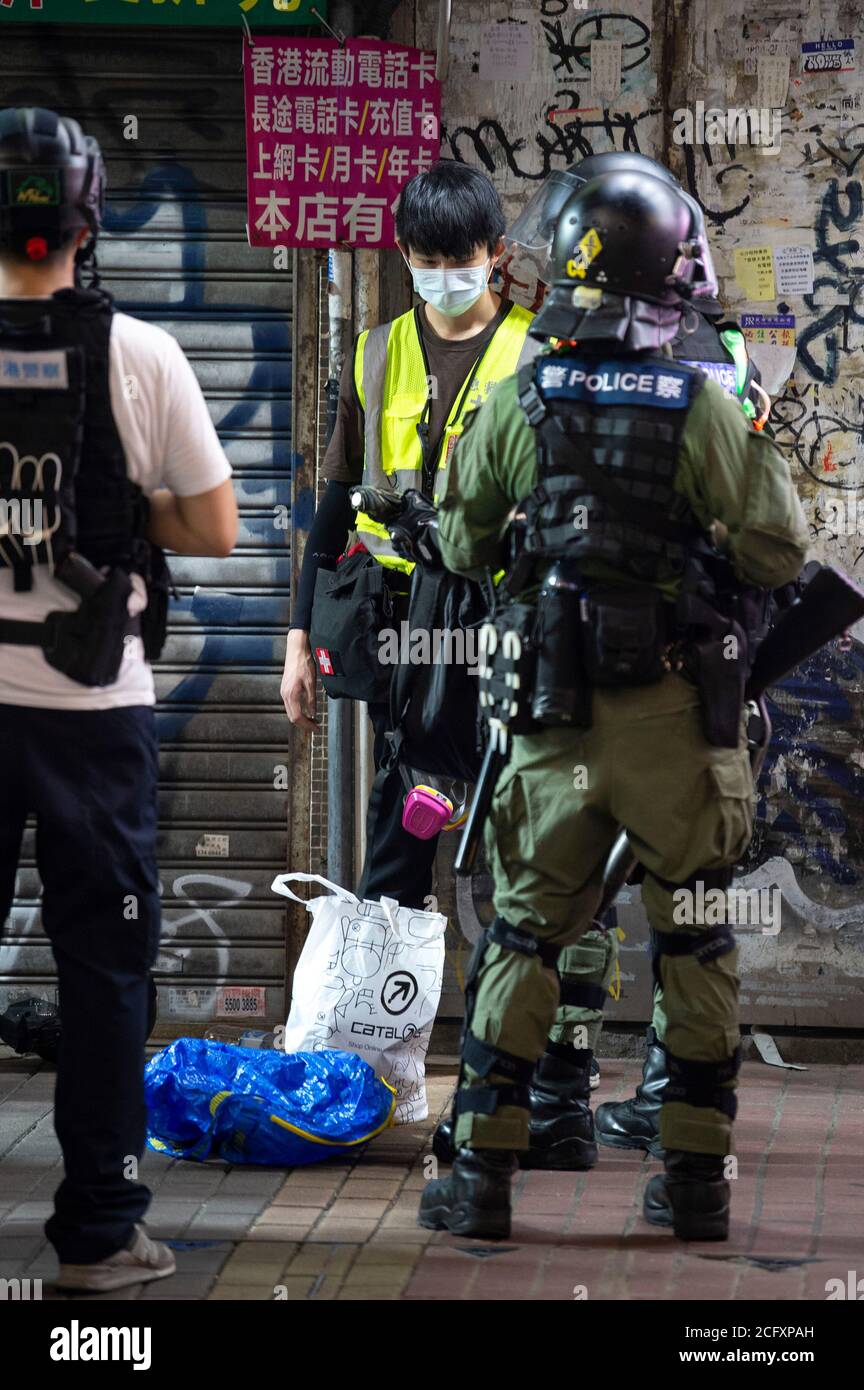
top-left (772, 245), bottom-right (814, 297)
top-left (733, 246), bottom-right (776, 302)
top-left (741, 314), bottom-right (797, 348)
top-left (243, 39), bottom-right (441, 249)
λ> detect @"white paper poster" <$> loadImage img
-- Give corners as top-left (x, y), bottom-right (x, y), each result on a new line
top-left (479, 21), bottom-right (533, 82)
top-left (757, 54), bottom-right (790, 108)
top-left (773, 244), bottom-right (815, 296)
top-left (590, 40), bottom-right (622, 100)
top-left (743, 37), bottom-right (799, 77)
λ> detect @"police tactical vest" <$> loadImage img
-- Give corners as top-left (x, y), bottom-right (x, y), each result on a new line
top-left (516, 352), bottom-right (707, 582)
top-left (0, 286), bottom-right (147, 588)
top-left (353, 299), bottom-right (536, 572)
top-left (0, 287), bottom-right (172, 683)
top-left (673, 311), bottom-right (756, 415)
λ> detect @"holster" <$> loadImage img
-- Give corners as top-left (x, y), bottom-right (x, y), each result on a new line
top-left (683, 617), bottom-right (747, 748)
top-left (43, 568), bottom-right (135, 687)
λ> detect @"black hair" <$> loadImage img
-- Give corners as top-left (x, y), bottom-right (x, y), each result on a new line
top-left (0, 238), bottom-right (74, 271)
top-left (0, 226), bottom-right (81, 269)
top-left (395, 160), bottom-right (505, 261)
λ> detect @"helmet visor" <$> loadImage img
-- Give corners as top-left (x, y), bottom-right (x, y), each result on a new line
top-left (504, 170), bottom-right (585, 278)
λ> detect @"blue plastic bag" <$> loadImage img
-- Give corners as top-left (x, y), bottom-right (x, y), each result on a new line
top-left (144, 1039), bottom-right (396, 1165)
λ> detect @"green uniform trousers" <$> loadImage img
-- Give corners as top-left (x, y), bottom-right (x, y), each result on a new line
top-left (455, 672), bottom-right (754, 1157)
top-left (552, 927), bottom-right (618, 1052)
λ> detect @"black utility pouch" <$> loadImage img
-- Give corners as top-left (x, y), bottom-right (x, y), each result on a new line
top-left (43, 568), bottom-right (134, 687)
top-left (309, 549), bottom-right (395, 702)
top-left (532, 584), bottom-right (592, 727)
top-left (580, 586), bottom-right (669, 686)
top-left (139, 544), bottom-right (175, 662)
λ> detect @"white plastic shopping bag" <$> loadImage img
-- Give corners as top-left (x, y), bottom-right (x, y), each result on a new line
top-left (271, 873), bottom-right (446, 1124)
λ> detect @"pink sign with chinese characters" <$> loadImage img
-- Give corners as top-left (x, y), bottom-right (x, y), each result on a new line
top-left (243, 38), bottom-right (441, 249)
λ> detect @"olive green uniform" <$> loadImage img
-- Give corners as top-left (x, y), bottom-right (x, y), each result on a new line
top-left (439, 361), bottom-right (809, 1157)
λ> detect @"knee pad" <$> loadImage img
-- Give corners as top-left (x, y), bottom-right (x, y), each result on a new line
top-left (557, 979), bottom-right (608, 1013)
top-left (457, 917), bottom-right (563, 1119)
top-left (648, 868), bottom-right (737, 992)
top-left (663, 1047), bottom-right (741, 1121)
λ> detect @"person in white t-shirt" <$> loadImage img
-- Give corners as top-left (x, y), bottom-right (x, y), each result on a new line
top-left (0, 107), bottom-right (237, 1294)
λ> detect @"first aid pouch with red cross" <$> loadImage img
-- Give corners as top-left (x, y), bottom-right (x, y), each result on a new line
top-left (309, 547), bottom-right (404, 703)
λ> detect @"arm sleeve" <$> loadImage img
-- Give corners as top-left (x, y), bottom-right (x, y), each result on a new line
top-left (676, 379), bottom-right (810, 589)
top-left (321, 342), bottom-right (365, 486)
top-left (289, 480), bottom-right (355, 632)
top-left (437, 376), bottom-right (537, 578)
top-left (156, 335), bottom-right (233, 497)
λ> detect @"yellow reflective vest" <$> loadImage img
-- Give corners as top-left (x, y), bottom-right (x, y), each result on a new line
top-left (352, 300), bottom-right (537, 572)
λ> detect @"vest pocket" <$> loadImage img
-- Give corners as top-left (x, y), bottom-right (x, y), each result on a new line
top-left (381, 395), bottom-right (425, 479)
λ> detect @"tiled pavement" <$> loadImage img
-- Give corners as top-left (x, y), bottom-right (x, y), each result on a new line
top-left (1, 1054), bottom-right (862, 1301)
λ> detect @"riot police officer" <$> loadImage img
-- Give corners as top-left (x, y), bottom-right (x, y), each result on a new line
top-left (420, 170), bottom-right (808, 1241)
top-left (0, 108), bottom-right (237, 1291)
top-left (505, 149), bottom-right (768, 424)
top-left (431, 149), bottom-right (769, 1173)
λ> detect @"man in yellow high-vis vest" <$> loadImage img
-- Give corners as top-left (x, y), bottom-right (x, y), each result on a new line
top-left (282, 161), bottom-right (537, 908)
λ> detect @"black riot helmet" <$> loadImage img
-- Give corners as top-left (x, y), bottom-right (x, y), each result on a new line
top-left (0, 107), bottom-right (105, 280)
top-left (530, 170), bottom-right (713, 351)
top-left (506, 150), bottom-right (719, 310)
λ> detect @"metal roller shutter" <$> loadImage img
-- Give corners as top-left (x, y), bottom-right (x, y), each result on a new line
top-left (0, 24), bottom-right (292, 1033)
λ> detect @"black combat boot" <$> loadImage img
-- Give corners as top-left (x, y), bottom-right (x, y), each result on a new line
top-left (521, 1043), bottom-right (597, 1170)
top-left (431, 1044), bottom-right (597, 1172)
top-left (418, 1146), bottom-right (518, 1240)
top-left (643, 1149), bottom-right (730, 1240)
top-left (431, 1113), bottom-right (457, 1165)
top-left (595, 1026), bottom-right (667, 1158)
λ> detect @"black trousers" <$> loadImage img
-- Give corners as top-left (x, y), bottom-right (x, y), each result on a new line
top-left (0, 704), bottom-right (161, 1264)
top-left (355, 700), bottom-right (439, 910)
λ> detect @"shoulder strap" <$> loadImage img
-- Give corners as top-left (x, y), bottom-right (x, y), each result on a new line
top-left (516, 359), bottom-right (548, 426)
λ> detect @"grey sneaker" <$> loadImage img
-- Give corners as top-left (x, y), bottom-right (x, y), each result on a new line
top-left (56, 1224), bottom-right (176, 1294)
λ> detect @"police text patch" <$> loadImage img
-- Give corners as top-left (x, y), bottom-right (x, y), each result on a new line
top-left (0, 349), bottom-right (69, 391)
top-left (679, 359), bottom-right (738, 396)
top-left (536, 358), bottom-right (694, 409)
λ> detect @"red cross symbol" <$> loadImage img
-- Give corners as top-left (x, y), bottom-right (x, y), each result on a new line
top-left (315, 647), bottom-right (334, 676)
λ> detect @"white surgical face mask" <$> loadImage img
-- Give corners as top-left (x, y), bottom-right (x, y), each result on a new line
top-left (402, 253), bottom-right (493, 316)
